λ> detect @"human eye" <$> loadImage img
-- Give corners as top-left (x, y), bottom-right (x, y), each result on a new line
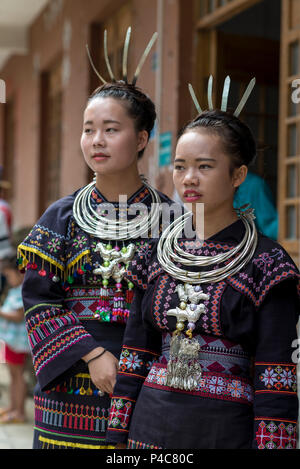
top-left (83, 127), bottom-right (93, 134)
top-left (106, 127), bottom-right (118, 134)
top-left (174, 163), bottom-right (185, 171)
top-left (199, 163), bottom-right (212, 170)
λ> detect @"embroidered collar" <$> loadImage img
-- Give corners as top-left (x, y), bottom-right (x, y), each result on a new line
top-left (91, 184), bottom-right (150, 206)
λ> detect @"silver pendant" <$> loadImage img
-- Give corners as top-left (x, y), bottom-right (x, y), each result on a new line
top-left (93, 242), bottom-right (136, 283)
top-left (166, 283), bottom-right (209, 391)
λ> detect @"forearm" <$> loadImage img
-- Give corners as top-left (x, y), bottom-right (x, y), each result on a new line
top-left (0, 309), bottom-right (24, 323)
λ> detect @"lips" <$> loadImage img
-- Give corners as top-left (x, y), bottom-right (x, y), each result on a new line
top-left (92, 153), bottom-right (110, 160)
top-left (183, 190), bottom-right (202, 202)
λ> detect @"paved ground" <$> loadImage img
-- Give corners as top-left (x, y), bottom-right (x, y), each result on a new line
top-left (0, 364), bottom-right (34, 449)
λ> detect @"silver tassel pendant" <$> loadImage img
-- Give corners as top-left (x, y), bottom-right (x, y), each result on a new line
top-left (166, 283), bottom-right (209, 391)
top-left (166, 334), bottom-right (202, 391)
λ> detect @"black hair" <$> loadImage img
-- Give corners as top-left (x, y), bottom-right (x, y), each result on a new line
top-left (178, 109), bottom-right (257, 174)
top-left (88, 82), bottom-right (156, 159)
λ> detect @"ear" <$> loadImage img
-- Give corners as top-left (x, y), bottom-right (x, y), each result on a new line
top-left (232, 165), bottom-right (248, 188)
top-left (137, 130), bottom-right (149, 152)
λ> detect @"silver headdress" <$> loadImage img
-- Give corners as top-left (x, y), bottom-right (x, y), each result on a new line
top-left (188, 75), bottom-right (256, 117)
top-left (86, 26), bottom-right (158, 86)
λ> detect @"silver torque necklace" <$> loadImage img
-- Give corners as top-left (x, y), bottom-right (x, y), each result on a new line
top-left (157, 208), bottom-right (258, 284)
top-left (73, 176), bottom-right (162, 240)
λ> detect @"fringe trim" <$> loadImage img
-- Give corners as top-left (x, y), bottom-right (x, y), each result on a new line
top-left (17, 245), bottom-right (92, 282)
top-left (17, 244), bottom-right (64, 272)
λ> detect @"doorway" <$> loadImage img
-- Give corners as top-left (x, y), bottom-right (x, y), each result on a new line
top-left (196, 0), bottom-right (281, 202)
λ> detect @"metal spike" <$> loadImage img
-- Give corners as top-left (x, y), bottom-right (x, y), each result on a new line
top-left (132, 32), bottom-right (158, 86)
top-left (122, 27), bottom-right (131, 83)
top-left (85, 44), bottom-right (107, 85)
top-left (234, 77), bottom-right (256, 117)
top-left (188, 84), bottom-right (202, 115)
top-left (207, 75), bottom-right (213, 110)
top-left (221, 76), bottom-right (231, 112)
top-left (104, 30), bottom-right (116, 82)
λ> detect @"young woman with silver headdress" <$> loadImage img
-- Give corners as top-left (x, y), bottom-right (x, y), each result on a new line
top-left (106, 77), bottom-right (300, 449)
top-left (17, 28), bottom-right (175, 449)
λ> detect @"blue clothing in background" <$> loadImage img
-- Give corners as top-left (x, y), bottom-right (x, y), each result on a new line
top-left (234, 172), bottom-right (278, 240)
top-left (0, 285), bottom-right (30, 352)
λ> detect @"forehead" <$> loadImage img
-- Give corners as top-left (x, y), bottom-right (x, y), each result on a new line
top-left (84, 96), bottom-right (129, 121)
top-left (176, 129), bottom-right (226, 157)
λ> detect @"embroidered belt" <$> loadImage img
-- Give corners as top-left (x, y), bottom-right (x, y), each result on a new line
top-left (145, 363), bottom-right (254, 405)
top-left (161, 332), bottom-right (252, 377)
top-left (65, 287), bottom-right (129, 323)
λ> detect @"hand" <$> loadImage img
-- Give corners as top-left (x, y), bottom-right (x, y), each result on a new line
top-left (86, 349), bottom-right (119, 395)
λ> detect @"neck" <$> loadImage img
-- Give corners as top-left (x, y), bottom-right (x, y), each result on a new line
top-left (95, 167), bottom-right (143, 202)
top-left (194, 204), bottom-right (238, 240)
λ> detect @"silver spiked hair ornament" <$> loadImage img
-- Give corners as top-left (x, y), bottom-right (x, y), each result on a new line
top-left (188, 75), bottom-right (256, 117)
top-left (86, 26), bottom-right (158, 85)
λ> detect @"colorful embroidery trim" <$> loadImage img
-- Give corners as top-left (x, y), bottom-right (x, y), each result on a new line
top-left (108, 397), bottom-right (135, 432)
top-left (33, 326), bottom-right (91, 376)
top-left (161, 333), bottom-right (251, 377)
top-left (255, 419), bottom-right (297, 449)
top-left (119, 346), bottom-right (159, 378)
top-left (256, 363), bottom-right (297, 394)
top-left (127, 439), bottom-right (162, 449)
top-left (145, 363), bottom-right (254, 405)
top-left (34, 395), bottom-right (110, 434)
top-left (65, 286), bottom-right (132, 323)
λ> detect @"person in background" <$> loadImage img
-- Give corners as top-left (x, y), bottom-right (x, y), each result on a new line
top-left (0, 256), bottom-right (30, 424)
top-left (0, 180), bottom-right (12, 235)
top-left (233, 171), bottom-right (278, 240)
top-left (0, 206), bottom-right (13, 297)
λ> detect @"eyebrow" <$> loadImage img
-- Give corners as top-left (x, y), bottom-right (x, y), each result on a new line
top-left (174, 157), bottom-right (217, 162)
top-left (83, 119), bottom-right (121, 125)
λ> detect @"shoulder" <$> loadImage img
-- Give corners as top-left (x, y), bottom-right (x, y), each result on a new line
top-left (18, 191), bottom-right (79, 259)
top-left (38, 192), bottom-right (77, 225)
top-left (156, 190), bottom-right (175, 206)
top-left (252, 234), bottom-right (298, 273)
top-left (227, 233), bottom-right (299, 308)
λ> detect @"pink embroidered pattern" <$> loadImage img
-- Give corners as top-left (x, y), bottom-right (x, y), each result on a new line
top-left (108, 397), bottom-right (135, 432)
top-left (255, 419), bottom-right (297, 449)
top-left (145, 363), bottom-right (253, 405)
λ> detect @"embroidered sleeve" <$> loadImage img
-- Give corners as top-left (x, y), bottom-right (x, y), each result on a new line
top-left (253, 280), bottom-right (299, 449)
top-left (19, 199), bottom-right (99, 391)
top-left (106, 288), bottom-right (161, 444)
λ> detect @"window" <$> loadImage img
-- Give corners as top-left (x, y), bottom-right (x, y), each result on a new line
top-left (278, 0), bottom-right (300, 264)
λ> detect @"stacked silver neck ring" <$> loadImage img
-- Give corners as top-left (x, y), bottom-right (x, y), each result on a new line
top-left (157, 208), bottom-right (258, 284)
top-left (73, 177), bottom-right (162, 240)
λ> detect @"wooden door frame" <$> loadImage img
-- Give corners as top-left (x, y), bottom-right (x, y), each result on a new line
top-left (196, 0), bottom-right (262, 29)
top-left (278, 0), bottom-right (300, 263)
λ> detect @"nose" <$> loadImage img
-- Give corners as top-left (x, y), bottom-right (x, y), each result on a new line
top-left (92, 130), bottom-right (105, 147)
top-left (183, 168), bottom-right (199, 186)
